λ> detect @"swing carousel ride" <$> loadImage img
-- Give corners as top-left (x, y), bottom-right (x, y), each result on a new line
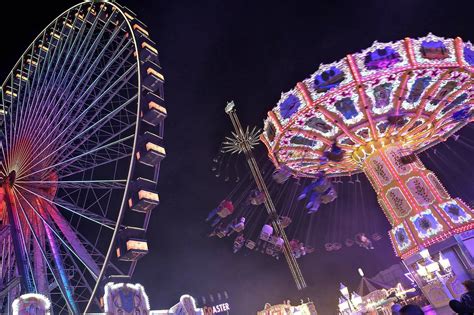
top-left (206, 34), bottom-right (473, 291)
top-left (208, 134), bottom-right (386, 256)
top-left (260, 34), bottom-right (473, 259)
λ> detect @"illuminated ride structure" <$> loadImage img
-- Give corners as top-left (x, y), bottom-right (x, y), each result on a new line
top-left (224, 102), bottom-right (306, 289)
top-left (261, 34), bottom-right (473, 306)
top-left (0, 1), bottom-right (166, 313)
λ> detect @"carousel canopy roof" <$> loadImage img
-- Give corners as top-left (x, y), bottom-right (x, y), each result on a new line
top-left (261, 34), bottom-right (474, 177)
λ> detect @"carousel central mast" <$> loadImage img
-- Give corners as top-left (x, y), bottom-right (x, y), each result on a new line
top-left (224, 101), bottom-right (307, 290)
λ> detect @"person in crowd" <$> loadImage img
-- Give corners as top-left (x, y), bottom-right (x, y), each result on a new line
top-left (399, 304), bottom-right (424, 315)
top-left (449, 279), bottom-right (474, 315)
top-left (391, 303), bottom-right (402, 315)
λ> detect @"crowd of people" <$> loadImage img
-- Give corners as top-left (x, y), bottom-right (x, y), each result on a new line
top-left (390, 279), bottom-right (474, 315)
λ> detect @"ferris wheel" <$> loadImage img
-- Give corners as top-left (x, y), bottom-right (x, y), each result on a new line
top-left (0, 1), bottom-right (166, 313)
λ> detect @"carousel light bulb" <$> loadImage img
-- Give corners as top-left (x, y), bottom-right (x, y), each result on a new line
top-left (351, 292), bottom-right (362, 307)
top-left (416, 263), bottom-right (428, 277)
top-left (340, 283), bottom-right (349, 297)
top-left (338, 297), bottom-right (349, 311)
top-left (438, 253), bottom-right (451, 271)
top-left (425, 257), bottom-right (440, 273)
top-left (420, 248), bottom-right (430, 259)
top-left (358, 268), bottom-right (364, 277)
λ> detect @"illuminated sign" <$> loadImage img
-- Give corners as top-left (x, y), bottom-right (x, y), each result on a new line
top-left (203, 302), bottom-right (230, 314)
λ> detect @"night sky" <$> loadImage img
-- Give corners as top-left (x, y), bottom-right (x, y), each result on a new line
top-left (1, 1), bottom-right (473, 314)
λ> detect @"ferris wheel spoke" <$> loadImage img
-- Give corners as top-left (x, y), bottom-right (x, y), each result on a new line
top-left (53, 120), bottom-right (135, 174)
top-left (6, 77), bottom-right (15, 171)
top-left (73, 229), bottom-right (123, 276)
top-left (16, 42), bottom-right (44, 143)
top-left (40, 29), bottom-right (131, 143)
top-left (14, 188), bottom-right (104, 284)
top-left (17, 60), bottom-right (136, 176)
top-left (49, 47), bottom-right (135, 152)
top-left (58, 152), bottom-right (132, 179)
top-left (0, 145), bottom-right (8, 176)
top-left (18, 129), bottom-right (132, 183)
top-left (16, 186), bottom-right (117, 230)
top-left (5, 187), bottom-right (37, 293)
top-left (0, 237), bottom-right (18, 310)
top-left (18, 29), bottom-right (60, 148)
top-left (32, 214), bottom-right (49, 295)
top-left (17, 10), bottom-right (77, 140)
top-left (46, 17), bottom-right (127, 119)
top-left (0, 236), bottom-right (10, 281)
top-left (8, 46), bottom-right (54, 175)
top-left (22, 25), bottom-right (66, 139)
top-left (55, 144), bottom-right (133, 178)
top-left (57, 153), bottom-right (132, 190)
top-left (8, 55), bottom-right (30, 166)
top-left (47, 203), bottom-right (100, 278)
top-left (12, 190), bottom-right (78, 313)
top-left (17, 179), bottom-right (126, 190)
top-left (86, 189), bottom-right (115, 221)
top-left (61, 45), bottom-right (133, 110)
top-left (20, 5), bottom-right (97, 143)
top-left (1, 89), bottom-right (9, 171)
top-left (18, 134), bottom-right (133, 180)
top-left (49, 135), bottom-right (133, 178)
top-left (59, 189), bottom-right (116, 227)
top-left (11, 49), bottom-right (41, 163)
top-left (27, 21), bottom-right (126, 149)
top-left (11, 59), bottom-right (30, 160)
top-left (21, 93), bottom-right (137, 176)
top-left (34, 6), bottom-right (109, 114)
top-left (16, 25), bottom-right (131, 172)
top-left (59, 245), bottom-right (100, 308)
top-left (0, 113), bottom-right (9, 174)
top-left (14, 205), bottom-right (38, 293)
top-left (55, 71), bottom-right (138, 149)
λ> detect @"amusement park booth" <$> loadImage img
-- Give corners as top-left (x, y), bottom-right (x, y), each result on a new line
top-left (257, 300), bottom-right (318, 315)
